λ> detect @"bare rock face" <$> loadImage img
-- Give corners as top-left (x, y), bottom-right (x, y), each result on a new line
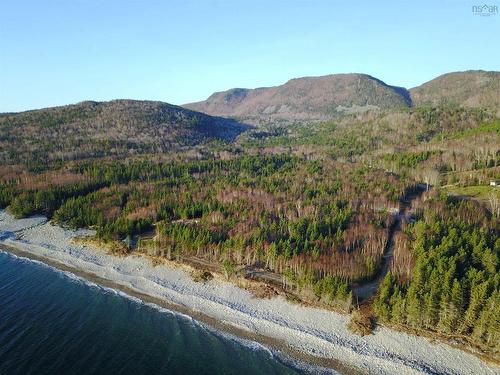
top-left (184, 73), bottom-right (412, 124)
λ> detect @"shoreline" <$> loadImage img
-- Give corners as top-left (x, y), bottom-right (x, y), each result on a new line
top-left (1, 210), bottom-right (498, 375)
top-left (0, 242), bottom-right (356, 375)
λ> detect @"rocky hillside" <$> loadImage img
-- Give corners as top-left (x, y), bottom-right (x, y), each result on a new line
top-left (185, 74), bottom-right (411, 124)
top-left (410, 70), bottom-right (500, 112)
top-left (0, 100), bottom-right (250, 165)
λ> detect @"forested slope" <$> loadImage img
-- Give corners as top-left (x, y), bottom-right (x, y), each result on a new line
top-left (0, 100), bottom-right (249, 165)
top-left (410, 71), bottom-right (500, 113)
top-left (0, 72), bottom-right (499, 360)
top-left (185, 73), bottom-right (411, 123)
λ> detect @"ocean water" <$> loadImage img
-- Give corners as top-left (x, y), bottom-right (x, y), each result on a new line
top-left (0, 251), bottom-right (330, 375)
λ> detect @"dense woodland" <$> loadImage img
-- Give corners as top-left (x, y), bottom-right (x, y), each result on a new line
top-left (0, 100), bottom-right (248, 165)
top-left (0, 97), bottom-right (499, 356)
top-left (1, 155), bottom-right (410, 309)
top-left (374, 193), bottom-right (499, 354)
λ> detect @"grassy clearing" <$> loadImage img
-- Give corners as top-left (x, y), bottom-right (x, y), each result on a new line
top-left (442, 185), bottom-right (500, 200)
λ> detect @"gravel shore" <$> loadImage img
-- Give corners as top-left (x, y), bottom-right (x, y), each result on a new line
top-left (1, 210), bottom-right (498, 375)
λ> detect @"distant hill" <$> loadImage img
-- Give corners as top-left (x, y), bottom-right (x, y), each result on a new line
top-left (410, 70), bottom-right (500, 112)
top-left (2, 71), bottom-right (498, 166)
top-left (0, 100), bottom-right (250, 165)
top-left (184, 74), bottom-right (411, 124)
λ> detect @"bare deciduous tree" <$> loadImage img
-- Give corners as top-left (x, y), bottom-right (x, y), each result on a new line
top-left (488, 192), bottom-right (499, 217)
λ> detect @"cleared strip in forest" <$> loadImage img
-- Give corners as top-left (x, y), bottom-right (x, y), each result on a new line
top-left (351, 187), bottom-right (426, 303)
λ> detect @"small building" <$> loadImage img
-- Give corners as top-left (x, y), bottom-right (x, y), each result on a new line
top-left (490, 180), bottom-right (500, 187)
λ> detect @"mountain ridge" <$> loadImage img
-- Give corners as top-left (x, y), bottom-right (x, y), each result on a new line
top-left (409, 70), bottom-right (500, 112)
top-left (185, 70), bottom-right (500, 123)
top-left (184, 73), bottom-right (412, 124)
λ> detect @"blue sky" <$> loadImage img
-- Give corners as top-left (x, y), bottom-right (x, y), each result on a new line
top-left (1, 0), bottom-right (499, 112)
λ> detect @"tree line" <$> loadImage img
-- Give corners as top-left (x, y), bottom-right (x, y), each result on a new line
top-left (374, 193), bottom-right (499, 353)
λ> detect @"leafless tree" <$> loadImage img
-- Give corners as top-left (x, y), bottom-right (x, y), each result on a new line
top-left (488, 192), bottom-right (499, 217)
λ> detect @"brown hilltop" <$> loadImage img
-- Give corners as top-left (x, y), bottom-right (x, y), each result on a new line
top-left (184, 73), bottom-right (411, 124)
top-left (410, 70), bottom-right (500, 113)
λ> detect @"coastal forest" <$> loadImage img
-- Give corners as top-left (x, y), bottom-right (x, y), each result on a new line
top-left (0, 71), bottom-right (499, 358)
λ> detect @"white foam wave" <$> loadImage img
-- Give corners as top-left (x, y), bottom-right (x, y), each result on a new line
top-left (2, 248), bottom-right (329, 373)
top-left (1, 209), bottom-right (498, 375)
